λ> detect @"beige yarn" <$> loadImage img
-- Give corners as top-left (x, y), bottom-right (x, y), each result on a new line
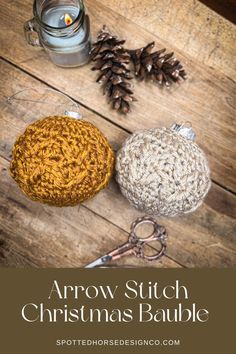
top-left (116, 127), bottom-right (211, 216)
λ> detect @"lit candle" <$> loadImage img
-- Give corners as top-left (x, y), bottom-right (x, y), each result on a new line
top-left (41, 6), bottom-right (86, 51)
top-left (24, 1), bottom-right (91, 67)
top-left (64, 13), bottom-right (73, 26)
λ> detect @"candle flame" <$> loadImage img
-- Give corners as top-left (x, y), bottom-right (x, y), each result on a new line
top-left (64, 13), bottom-right (73, 26)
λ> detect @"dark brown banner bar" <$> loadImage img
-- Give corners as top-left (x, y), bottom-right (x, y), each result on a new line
top-left (0, 269), bottom-right (235, 354)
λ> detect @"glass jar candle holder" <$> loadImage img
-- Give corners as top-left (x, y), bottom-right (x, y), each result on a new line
top-left (24, 0), bottom-right (91, 67)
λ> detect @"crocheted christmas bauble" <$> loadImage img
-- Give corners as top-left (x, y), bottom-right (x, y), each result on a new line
top-left (10, 116), bottom-right (114, 206)
top-left (116, 125), bottom-right (211, 216)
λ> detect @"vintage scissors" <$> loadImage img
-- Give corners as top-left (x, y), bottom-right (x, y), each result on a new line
top-left (85, 216), bottom-right (167, 268)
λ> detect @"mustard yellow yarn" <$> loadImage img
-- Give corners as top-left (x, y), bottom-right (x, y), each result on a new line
top-left (10, 116), bottom-right (114, 206)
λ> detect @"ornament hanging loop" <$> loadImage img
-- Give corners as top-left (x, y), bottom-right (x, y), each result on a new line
top-left (6, 87), bottom-right (82, 119)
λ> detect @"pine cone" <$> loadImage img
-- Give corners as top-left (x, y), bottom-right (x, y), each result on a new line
top-left (129, 42), bottom-right (187, 86)
top-left (91, 26), bottom-right (136, 114)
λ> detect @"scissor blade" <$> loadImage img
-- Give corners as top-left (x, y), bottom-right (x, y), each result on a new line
top-left (85, 255), bottom-right (112, 268)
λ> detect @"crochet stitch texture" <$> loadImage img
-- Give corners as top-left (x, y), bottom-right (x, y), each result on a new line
top-left (116, 127), bottom-right (211, 216)
top-left (10, 116), bottom-right (114, 206)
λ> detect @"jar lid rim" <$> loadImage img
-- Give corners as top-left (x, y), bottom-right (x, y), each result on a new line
top-left (33, 1), bottom-right (85, 32)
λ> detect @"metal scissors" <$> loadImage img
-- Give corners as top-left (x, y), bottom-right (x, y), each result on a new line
top-left (85, 216), bottom-right (167, 268)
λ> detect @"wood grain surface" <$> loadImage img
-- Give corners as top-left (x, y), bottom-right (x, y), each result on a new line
top-left (0, 0), bottom-right (235, 268)
top-left (101, 0), bottom-right (236, 79)
top-left (200, 0), bottom-right (236, 24)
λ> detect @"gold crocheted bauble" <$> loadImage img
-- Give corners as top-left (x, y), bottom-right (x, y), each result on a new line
top-left (10, 116), bottom-right (114, 206)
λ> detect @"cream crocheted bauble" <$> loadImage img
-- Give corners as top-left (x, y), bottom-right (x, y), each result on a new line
top-left (116, 126), bottom-right (211, 216)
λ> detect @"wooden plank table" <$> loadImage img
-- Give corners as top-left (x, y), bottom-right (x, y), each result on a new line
top-left (0, 0), bottom-right (235, 268)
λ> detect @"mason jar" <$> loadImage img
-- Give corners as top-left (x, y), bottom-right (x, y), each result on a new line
top-left (24, 0), bottom-right (91, 67)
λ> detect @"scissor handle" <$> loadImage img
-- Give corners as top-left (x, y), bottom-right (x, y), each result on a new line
top-left (85, 216), bottom-right (167, 268)
top-left (129, 216), bottom-right (167, 261)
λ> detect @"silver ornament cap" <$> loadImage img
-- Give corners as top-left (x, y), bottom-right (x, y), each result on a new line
top-left (171, 122), bottom-right (196, 141)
